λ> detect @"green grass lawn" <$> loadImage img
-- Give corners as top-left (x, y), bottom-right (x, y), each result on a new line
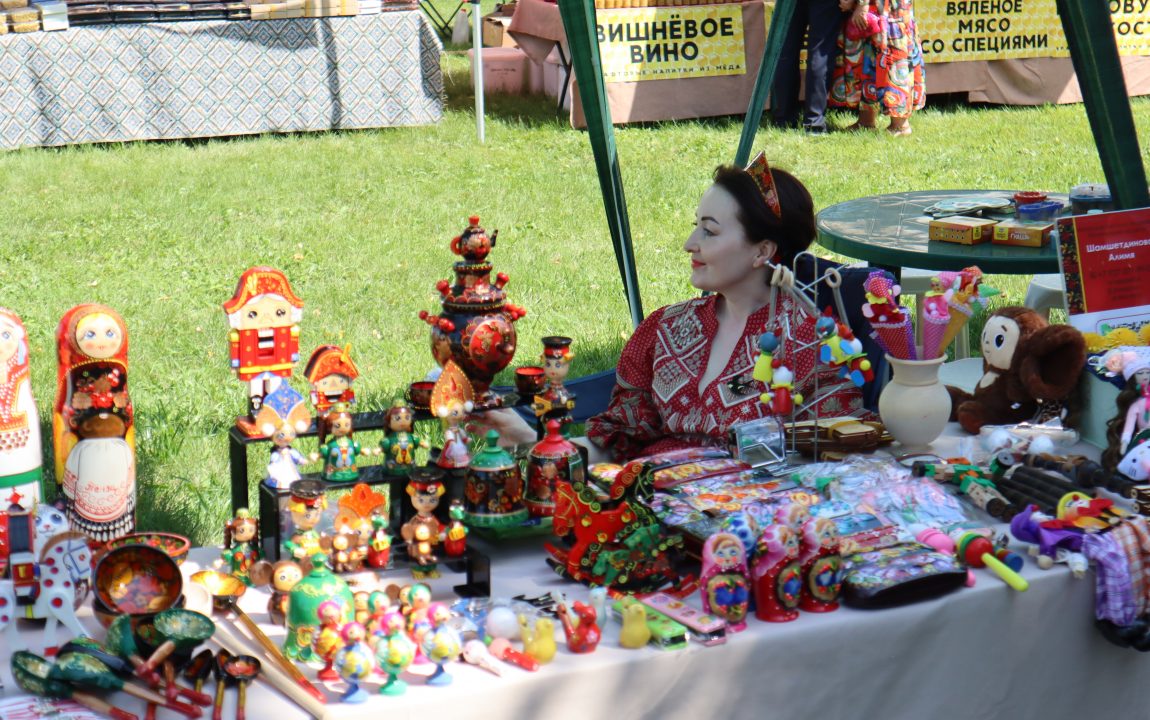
top-left (2, 42), bottom-right (1148, 545)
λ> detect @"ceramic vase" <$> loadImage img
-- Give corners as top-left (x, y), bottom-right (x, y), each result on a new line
top-left (419, 215), bottom-right (526, 409)
top-left (877, 354), bottom-right (951, 449)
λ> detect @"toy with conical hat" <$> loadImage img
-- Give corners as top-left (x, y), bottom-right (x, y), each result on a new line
top-left (431, 361), bottom-right (474, 469)
top-left (54, 304), bottom-right (136, 542)
top-left (401, 468), bottom-right (446, 579)
top-left (464, 429), bottom-right (528, 528)
top-left (222, 267), bottom-right (304, 436)
top-left (532, 336), bottom-right (576, 436)
top-left (418, 215), bottom-right (527, 409)
top-left (0, 308), bottom-right (43, 503)
top-left (255, 383), bottom-right (311, 490)
top-left (304, 344), bottom-right (359, 417)
top-left (379, 399), bottom-right (427, 476)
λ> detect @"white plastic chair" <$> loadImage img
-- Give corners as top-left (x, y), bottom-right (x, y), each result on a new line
top-left (1024, 274), bottom-right (1065, 319)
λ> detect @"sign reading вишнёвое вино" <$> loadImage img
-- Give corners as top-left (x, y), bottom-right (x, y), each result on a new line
top-left (596, 4), bottom-right (745, 82)
top-left (916, 0), bottom-right (1150, 63)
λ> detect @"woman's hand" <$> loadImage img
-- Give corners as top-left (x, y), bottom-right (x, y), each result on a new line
top-left (852, 3), bottom-right (869, 30)
top-left (467, 408), bottom-right (538, 447)
top-left (839, 0), bottom-right (856, 11)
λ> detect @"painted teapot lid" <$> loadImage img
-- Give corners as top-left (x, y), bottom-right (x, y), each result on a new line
top-left (470, 430), bottom-right (515, 471)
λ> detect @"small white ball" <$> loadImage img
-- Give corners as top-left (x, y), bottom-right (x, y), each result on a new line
top-left (484, 606), bottom-right (520, 639)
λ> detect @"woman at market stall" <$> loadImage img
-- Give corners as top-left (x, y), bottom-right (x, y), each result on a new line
top-left (475, 156), bottom-right (864, 462)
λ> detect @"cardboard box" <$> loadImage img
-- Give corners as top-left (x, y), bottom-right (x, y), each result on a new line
top-left (928, 216), bottom-right (998, 245)
top-left (992, 219), bottom-right (1054, 248)
top-left (482, 13), bottom-right (517, 48)
top-left (468, 47), bottom-right (529, 95)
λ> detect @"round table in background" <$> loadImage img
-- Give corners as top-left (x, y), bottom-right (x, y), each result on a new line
top-left (816, 189), bottom-right (1066, 275)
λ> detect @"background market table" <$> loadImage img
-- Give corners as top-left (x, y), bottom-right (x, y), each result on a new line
top-left (816, 189), bottom-right (1065, 275)
top-left (0, 13), bottom-right (444, 151)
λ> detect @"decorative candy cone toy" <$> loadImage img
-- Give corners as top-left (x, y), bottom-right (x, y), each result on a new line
top-left (869, 317), bottom-right (916, 360)
top-left (938, 301), bottom-right (974, 353)
top-left (921, 312), bottom-right (951, 360)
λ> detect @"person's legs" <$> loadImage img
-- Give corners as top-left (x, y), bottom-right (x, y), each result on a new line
top-left (802, 0), bottom-right (841, 131)
top-left (771, 0), bottom-right (811, 128)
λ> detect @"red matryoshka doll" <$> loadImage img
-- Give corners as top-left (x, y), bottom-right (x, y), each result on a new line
top-left (751, 524), bottom-right (801, 623)
top-left (532, 336), bottom-right (575, 436)
top-left (797, 516), bottom-right (842, 613)
top-left (53, 304), bottom-right (136, 542)
top-left (0, 308), bottom-right (43, 503)
top-left (304, 344), bottom-right (359, 418)
top-left (222, 267), bottom-right (304, 436)
top-left (525, 419), bottom-right (584, 518)
top-left (700, 531), bottom-right (750, 632)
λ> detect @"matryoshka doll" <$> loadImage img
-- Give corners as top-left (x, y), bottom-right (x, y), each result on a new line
top-left (222, 267), bottom-right (304, 436)
top-left (751, 524), bottom-right (802, 623)
top-left (266, 560), bottom-right (303, 627)
top-left (525, 419), bottom-right (584, 518)
top-left (798, 517), bottom-right (842, 613)
top-left (700, 532), bottom-right (750, 632)
top-left (223, 508), bottom-right (261, 585)
top-left (305, 344), bottom-right (359, 418)
top-left (532, 336), bottom-right (575, 437)
top-left (54, 304), bottom-right (136, 543)
top-left (0, 308), bottom-right (43, 503)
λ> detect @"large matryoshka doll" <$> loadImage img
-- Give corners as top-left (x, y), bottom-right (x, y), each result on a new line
top-left (53, 304), bottom-right (136, 543)
top-left (700, 531), bottom-right (750, 632)
top-left (0, 308), bottom-right (43, 503)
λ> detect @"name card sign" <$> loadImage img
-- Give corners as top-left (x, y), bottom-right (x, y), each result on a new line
top-left (1057, 207), bottom-right (1150, 335)
top-left (596, 4), bottom-right (746, 82)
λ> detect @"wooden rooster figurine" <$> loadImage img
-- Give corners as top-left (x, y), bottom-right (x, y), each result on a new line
top-left (556, 596), bottom-right (601, 654)
top-left (700, 532), bottom-right (751, 632)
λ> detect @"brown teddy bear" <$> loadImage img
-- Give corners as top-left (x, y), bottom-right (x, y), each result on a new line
top-left (947, 306), bottom-right (1086, 434)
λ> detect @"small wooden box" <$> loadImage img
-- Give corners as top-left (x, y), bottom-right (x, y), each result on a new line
top-left (928, 216), bottom-right (998, 245)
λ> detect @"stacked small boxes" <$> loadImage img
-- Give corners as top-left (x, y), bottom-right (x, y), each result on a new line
top-left (248, 0), bottom-right (302, 19)
top-left (302, 0), bottom-right (356, 17)
top-left (5, 2), bottom-right (42, 32)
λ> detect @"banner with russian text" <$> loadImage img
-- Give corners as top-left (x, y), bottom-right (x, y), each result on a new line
top-left (1057, 207), bottom-right (1150, 336)
top-left (596, 4), bottom-right (746, 82)
top-left (917, 0), bottom-right (1150, 63)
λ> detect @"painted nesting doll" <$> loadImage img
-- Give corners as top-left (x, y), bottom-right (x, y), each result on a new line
top-left (798, 517), bottom-right (842, 613)
top-left (751, 524), bottom-right (802, 623)
top-left (305, 344), bottom-right (359, 417)
top-left (700, 532), bottom-right (750, 632)
top-left (222, 267), bottom-right (304, 436)
top-left (54, 304), bottom-right (136, 543)
top-left (0, 308), bottom-right (43, 503)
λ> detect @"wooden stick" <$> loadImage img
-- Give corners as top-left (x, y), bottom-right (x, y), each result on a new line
top-left (209, 622), bottom-right (327, 720)
top-left (230, 607), bottom-right (326, 704)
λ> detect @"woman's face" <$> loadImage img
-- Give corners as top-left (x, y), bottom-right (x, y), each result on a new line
top-left (683, 184), bottom-right (773, 295)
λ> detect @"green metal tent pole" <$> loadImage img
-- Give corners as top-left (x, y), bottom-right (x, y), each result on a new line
top-left (735, 0), bottom-right (797, 166)
top-left (1056, 0), bottom-right (1149, 210)
top-left (558, 0), bottom-right (645, 328)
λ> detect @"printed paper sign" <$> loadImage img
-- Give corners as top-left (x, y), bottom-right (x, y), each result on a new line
top-left (1057, 207), bottom-right (1150, 335)
top-left (596, 4), bottom-right (746, 82)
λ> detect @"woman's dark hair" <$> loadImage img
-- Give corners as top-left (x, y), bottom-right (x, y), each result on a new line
top-left (712, 164), bottom-right (816, 267)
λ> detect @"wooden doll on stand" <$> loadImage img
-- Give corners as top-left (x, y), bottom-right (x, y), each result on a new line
top-left (255, 383), bottom-right (312, 490)
top-left (284, 479), bottom-right (327, 563)
top-left (0, 308), bottom-right (43, 503)
top-left (223, 508), bottom-right (261, 585)
top-left (700, 532), bottom-right (751, 632)
top-left (431, 361), bottom-right (474, 470)
top-left (305, 344), bottom-right (359, 418)
top-left (401, 470), bottom-right (446, 579)
top-left (222, 267), bottom-right (304, 436)
top-left (315, 403), bottom-right (372, 482)
top-left (54, 304), bottom-right (136, 543)
top-left (532, 337), bottom-right (575, 437)
top-left (380, 399), bottom-right (427, 476)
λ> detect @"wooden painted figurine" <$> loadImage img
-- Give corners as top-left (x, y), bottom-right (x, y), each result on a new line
top-left (0, 308), bottom-right (43, 503)
top-left (313, 600), bottom-right (344, 681)
top-left (366, 516), bottom-right (392, 569)
top-left (283, 479), bottom-right (327, 562)
top-left (798, 517), bottom-right (842, 613)
top-left (266, 560), bottom-right (303, 626)
top-left (256, 383), bottom-right (312, 490)
top-left (444, 499), bottom-right (467, 558)
top-left (315, 404), bottom-right (370, 482)
top-left (431, 361), bottom-right (474, 469)
top-left (54, 304), bottom-right (136, 542)
top-left (700, 532), bottom-right (751, 632)
top-left (305, 344), bottom-right (359, 417)
top-left (335, 622), bottom-right (374, 703)
top-left (380, 399), bottom-right (427, 475)
top-left (532, 336), bottom-right (575, 436)
top-left (751, 524), bottom-right (802, 623)
top-left (222, 267), bottom-right (304, 435)
top-left (401, 472), bottom-right (445, 579)
top-left (223, 508), bottom-right (261, 585)
top-left (374, 609), bottom-right (416, 696)
top-left (421, 603), bottom-right (462, 686)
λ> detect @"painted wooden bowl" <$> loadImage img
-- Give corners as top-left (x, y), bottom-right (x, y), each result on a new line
top-left (94, 545), bottom-right (183, 617)
top-left (103, 532), bottom-right (192, 565)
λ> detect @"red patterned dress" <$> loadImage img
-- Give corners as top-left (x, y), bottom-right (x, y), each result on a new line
top-left (586, 294), bottom-right (863, 461)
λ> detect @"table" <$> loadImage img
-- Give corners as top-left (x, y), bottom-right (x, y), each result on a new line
top-left (5, 427), bottom-right (1148, 720)
top-left (817, 189), bottom-right (1064, 276)
top-left (0, 13), bottom-right (443, 151)
top-left (508, 0), bottom-right (766, 128)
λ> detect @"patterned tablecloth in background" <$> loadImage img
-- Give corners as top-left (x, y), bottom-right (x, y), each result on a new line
top-left (0, 13), bottom-right (444, 150)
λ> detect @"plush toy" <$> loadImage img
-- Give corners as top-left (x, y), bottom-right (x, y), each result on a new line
top-left (946, 306), bottom-right (1086, 434)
